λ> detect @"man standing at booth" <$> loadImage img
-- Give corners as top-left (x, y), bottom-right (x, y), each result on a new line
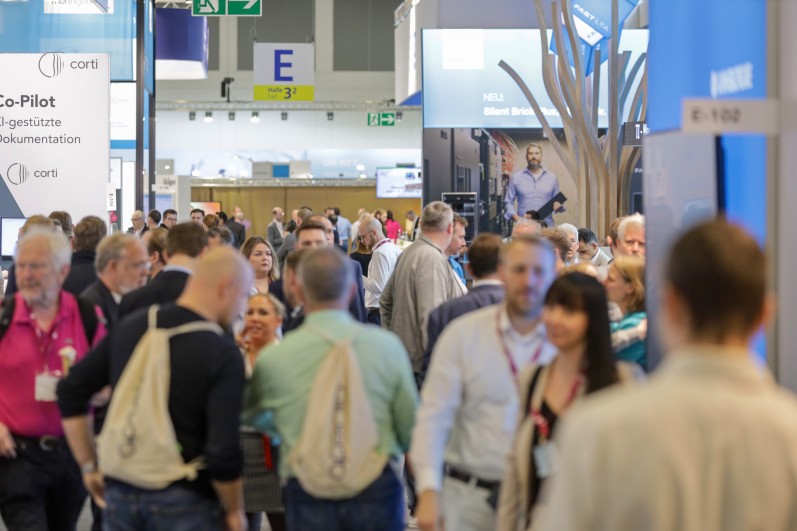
top-left (505, 144), bottom-right (564, 228)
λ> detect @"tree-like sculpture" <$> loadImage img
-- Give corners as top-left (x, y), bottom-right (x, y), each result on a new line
top-left (499, 0), bottom-right (647, 235)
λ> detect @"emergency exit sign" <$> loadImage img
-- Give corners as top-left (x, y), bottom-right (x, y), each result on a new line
top-left (192, 0), bottom-right (262, 16)
top-left (368, 112), bottom-right (395, 126)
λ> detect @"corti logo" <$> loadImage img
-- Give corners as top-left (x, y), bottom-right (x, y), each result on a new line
top-left (5, 163), bottom-right (29, 186)
top-left (38, 53), bottom-right (65, 79)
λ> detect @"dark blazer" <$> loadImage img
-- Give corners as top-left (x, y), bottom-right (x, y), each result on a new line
top-left (424, 283), bottom-right (505, 369)
top-left (225, 220), bottom-right (246, 249)
top-left (267, 221), bottom-right (285, 250)
top-left (81, 280), bottom-right (120, 330)
top-left (118, 269), bottom-right (190, 319)
top-left (276, 232), bottom-right (296, 268)
top-left (63, 251), bottom-right (98, 297)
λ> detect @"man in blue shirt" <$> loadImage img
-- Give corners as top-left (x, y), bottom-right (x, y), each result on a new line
top-left (445, 215), bottom-right (468, 282)
top-left (504, 144), bottom-right (564, 227)
top-left (328, 207), bottom-right (352, 251)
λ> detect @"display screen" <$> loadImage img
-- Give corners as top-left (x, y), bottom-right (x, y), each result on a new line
top-left (190, 201), bottom-right (222, 214)
top-left (376, 168), bottom-right (423, 199)
top-left (422, 29), bottom-right (649, 129)
top-left (1, 218), bottom-right (26, 257)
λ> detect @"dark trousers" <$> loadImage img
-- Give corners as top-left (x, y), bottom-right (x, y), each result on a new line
top-left (283, 466), bottom-right (404, 531)
top-left (0, 438), bottom-right (87, 531)
top-left (366, 309), bottom-right (381, 327)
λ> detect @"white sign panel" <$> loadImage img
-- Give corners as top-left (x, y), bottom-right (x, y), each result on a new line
top-left (0, 53), bottom-right (110, 222)
top-left (44, 0), bottom-right (115, 15)
top-left (110, 82), bottom-right (136, 142)
top-left (253, 43), bottom-right (315, 101)
top-left (682, 99), bottom-right (778, 135)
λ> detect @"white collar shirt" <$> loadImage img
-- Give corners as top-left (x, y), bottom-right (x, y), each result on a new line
top-left (363, 239), bottom-right (401, 309)
top-left (410, 303), bottom-right (557, 493)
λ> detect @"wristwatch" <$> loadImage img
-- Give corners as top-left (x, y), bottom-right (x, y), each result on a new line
top-left (81, 461), bottom-right (98, 474)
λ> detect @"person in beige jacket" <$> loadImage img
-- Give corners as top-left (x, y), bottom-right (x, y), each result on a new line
top-left (496, 272), bottom-right (640, 531)
top-left (537, 219), bottom-right (797, 531)
top-left (380, 201), bottom-right (467, 382)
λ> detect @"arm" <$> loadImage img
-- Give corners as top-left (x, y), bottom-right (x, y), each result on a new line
top-left (362, 250), bottom-right (390, 299)
top-left (415, 259), bottom-right (455, 354)
top-left (348, 261), bottom-right (367, 322)
top-left (410, 328), bottom-right (465, 530)
top-left (62, 416), bottom-right (106, 507)
top-left (379, 267), bottom-right (397, 330)
top-left (212, 478), bottom-right (246, 531)
top-left (504, 177), bottom-right (518, 220)
top-left (389, 336), bottom-right (419, 451)
top-left (552, 177), bottom-right (566, 213)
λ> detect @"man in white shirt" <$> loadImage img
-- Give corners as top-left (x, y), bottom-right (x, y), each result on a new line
top-left (539, 219), bottom-right (797, 531)
top-left (411, 234), bottom-right (558, 531)
top-left (358, 215), bottom-right (401, 327)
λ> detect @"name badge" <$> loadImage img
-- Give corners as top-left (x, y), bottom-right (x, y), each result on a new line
top-left (533, 442), bottom-right (559, 479)
top-left (35, 372), bottom-right (60, 402)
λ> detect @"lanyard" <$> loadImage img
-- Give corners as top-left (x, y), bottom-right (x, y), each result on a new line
top-left (495, 308), bottom-right (543, 385)
top-left (372, 239), bottom-right (390, 252)
top-left (531, 371), bottom-right (584, 441)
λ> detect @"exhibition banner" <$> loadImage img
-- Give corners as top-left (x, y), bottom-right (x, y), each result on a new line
top-left (0, 53), bottom-right (110, 223)
top-left (253, 43), bottom-right (315, 101)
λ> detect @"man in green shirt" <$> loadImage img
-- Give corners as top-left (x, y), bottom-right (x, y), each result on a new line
top-left (244, 247), bottom-right (418, 530)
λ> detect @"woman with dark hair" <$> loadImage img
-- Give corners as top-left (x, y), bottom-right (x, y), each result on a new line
top-left (497, 273), bottom-right (638, 530)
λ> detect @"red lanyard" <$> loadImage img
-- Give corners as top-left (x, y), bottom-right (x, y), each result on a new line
top-left (531, 372), bottom-right (584, 441)
top-left (496, 308), bottom-right (543, 386)
top-left (372, 239), bottom-right (390, 252)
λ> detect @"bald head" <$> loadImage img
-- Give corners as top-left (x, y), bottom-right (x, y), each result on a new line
top-left (179, 247), bottom-right (253, 328)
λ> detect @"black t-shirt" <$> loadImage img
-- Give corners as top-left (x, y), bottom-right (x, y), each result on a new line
top-left (58, 304), bottom-right (245, 498)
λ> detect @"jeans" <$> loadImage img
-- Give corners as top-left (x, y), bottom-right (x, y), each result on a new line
top-left (366, 309), bottom-right (381, 327)
top-left (0, 438), bottom-right (87, 531)
top-left (283, 466), bottom-right (404, 531)
top-left (104, 479), bottom-right (223, 531)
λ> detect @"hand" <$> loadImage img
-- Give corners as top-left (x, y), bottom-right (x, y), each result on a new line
top-left (553, 201), bottom-right (562, 212)
top-left (224, 509), bottom-right (248, 531)
top-left (0, 422), bottom-right (16, 459)
top-left (512, 214), bottom-right (522, 222)
top-left (89, 386), bottom-right (112, 408)
top-left (83, 471), bottom-right (106, 509)
top-left (416, 490), bottom-right (444, 531)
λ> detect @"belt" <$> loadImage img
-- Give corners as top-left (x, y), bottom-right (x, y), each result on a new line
top-left (12, 434), bottom-right (68, 452)
top-left (445, 466), bottom-right (500, 491)
top-left (366, 307), bottom-right (380, 313)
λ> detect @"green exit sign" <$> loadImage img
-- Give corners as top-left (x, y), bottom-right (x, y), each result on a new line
top-left (192, 0), bottom-right (262, 16)
top-left (368, 112), bottom-right (396, 127)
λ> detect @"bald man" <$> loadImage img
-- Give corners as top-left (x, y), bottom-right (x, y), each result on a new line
top-left (58, 248), bottom-right (253, 531)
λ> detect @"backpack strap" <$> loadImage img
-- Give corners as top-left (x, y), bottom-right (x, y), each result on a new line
top-left (145, 304), bottom-right (222, 338)
top-left (75, 296), bottom-right (100, 346)
top-left (524, 365), bottom-right (546, 415)
top-left (0, 296), bottom-right (16, 343)
top-left (147, 304), bottom-right (160, 330)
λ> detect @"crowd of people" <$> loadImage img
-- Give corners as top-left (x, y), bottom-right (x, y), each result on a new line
top-left (0, 200), bottom-right (794, 531)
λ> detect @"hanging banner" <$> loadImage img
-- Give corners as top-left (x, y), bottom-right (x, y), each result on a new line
top-left (253, 43), bottom-right (315, 101)
top-left (0, 53), bottom-right (110, 222)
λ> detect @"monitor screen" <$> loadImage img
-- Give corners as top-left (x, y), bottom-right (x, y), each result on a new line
top-left (1, 218), bottom-right (26, 257)
top-left (376, 168), bottom-right (423, 199)
top-left (190, 201), bottom-right (222, 215)
top-left (422, 29), bottom-right (649, 129)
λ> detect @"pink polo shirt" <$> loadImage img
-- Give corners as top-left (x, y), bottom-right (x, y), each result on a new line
top-left (0, 291), bottom-right (106, 437)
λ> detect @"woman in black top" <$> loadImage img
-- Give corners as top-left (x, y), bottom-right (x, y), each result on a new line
top-left (349, 235), bottom-right (373, 276)
top-left (497, 273), bottom-right (629, 531)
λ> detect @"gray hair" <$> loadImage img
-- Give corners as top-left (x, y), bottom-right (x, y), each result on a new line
top-left (618, 214), bottom-right (645, 241)
top-left (95, 233), bottom-right (137, 273)
top-left (420, 201), bottom-right (454, 233)
top-left (558, 223), bottom-right (578, 241)
top-left (15, 228), bottom-right (72, 270)
top-left (359, 215), bottom-right (382, 236)
top-left (298, 247), bottom-right (353, 304)
top-left (511, 219), bottom-right (542, 238)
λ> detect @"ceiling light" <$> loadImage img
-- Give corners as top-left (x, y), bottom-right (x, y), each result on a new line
top-left (359, 173), bottom-right (368, 179)
top-left (189, 111), bottom-right (196, 121)
top-left (356, 164), bottom-right (366, 171)
top-left (204, 112), bottom-right (213, 123)
top-left (281, 112), bottom-right (288, 121)
top-left (250, 112), bottom-right (260, 123)
top-left (228, 112), bottom-right (236, 121)
top-left (327, 112), bottom-right (334, 121)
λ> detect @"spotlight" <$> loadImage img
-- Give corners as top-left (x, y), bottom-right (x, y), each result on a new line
top-left (281, 112), bottom-right (288, 121)
top-left (359, 173), bottom-right (367, 179)
top-left (204, 112), bottom-right (213, 123)
top-left (228, 112), bottom-right (236, 121)
top-left (189, 111), bottom-right (196, 121)
top-left (327, 112), bottom-right (334, 121)
top-left (250, 112), bottom-right (260, 123)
